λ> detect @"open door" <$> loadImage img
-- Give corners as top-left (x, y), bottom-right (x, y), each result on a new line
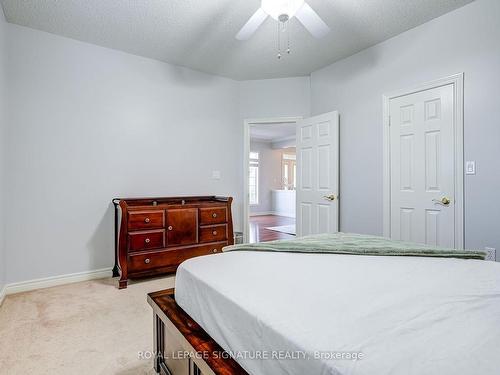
top-left (296, 111), bottom-right (339, 236)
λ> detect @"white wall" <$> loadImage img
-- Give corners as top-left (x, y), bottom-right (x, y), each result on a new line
top-left (0, 10), bottom-right (6, 291)
top-left (4, 24), bottom-right (242, 284)
top-left (310, 0), bottom-right (500, 258)
top-left (249, 140), bottom-right (282, 214)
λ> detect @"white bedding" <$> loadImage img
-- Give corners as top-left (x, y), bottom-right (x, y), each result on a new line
top-left (175, 251), bottom-right (500, 375)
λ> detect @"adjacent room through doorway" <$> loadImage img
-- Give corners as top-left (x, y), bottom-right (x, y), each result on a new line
top-left (248, 121), bottom-right (297, 243)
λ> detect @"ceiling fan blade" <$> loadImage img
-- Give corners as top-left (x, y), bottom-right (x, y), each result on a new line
top-left (236, 8), bottom-right (268, 40)
top-left (295, 3), bottom-right (330, 39)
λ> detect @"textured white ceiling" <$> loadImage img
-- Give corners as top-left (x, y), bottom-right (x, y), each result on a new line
top-left (1, 0), bottom-right (474, 80)
top-left (251, 122), bottom-right (296, 142)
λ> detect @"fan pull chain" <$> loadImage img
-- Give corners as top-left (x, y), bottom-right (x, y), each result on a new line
top-left (287, 20), bottom-right (291, 54)
top-left (277, 20), bottom-right (282, 59)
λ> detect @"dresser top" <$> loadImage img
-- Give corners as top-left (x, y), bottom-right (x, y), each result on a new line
top-left (113, 195), bottom-right (232, 208)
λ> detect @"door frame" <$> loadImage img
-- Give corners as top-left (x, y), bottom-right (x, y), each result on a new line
top-left (382, 73), bottom-right (464, 248)
top-left (243, 116), bottom-right (302, 243)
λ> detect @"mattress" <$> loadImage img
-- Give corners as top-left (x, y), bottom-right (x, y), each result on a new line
top-left (175, 251), bottom-right (500, 375)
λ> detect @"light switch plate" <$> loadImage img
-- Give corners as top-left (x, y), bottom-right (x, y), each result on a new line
top-left (212, 170), bottom-right (221, 180)
top-left (465, 161), bottom-right (476, 175)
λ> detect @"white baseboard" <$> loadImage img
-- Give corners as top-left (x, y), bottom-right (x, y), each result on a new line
top-left (0, 285), bottom-right (6, 307)
top-left (275, 212), bottom-right (296, 218)
top-left (3, 267), bottom-right (113, 297)
top-left (249, 211), bottom-right (275, 216)
top-left (250, 211), bottom-right (296, 218)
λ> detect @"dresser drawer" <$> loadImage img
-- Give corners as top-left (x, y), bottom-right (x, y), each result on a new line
top-left (199, 207), bottom-right (227, 225)
top-left (199, 224), bottom-right (227, 243)
top-left (128, 243), bottom-right (227, 272)
top-left (128, 210), bottom-right (165, 231)
top-left (128, 230), bottom-right (165, 252)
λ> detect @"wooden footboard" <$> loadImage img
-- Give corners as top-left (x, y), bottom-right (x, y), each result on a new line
top-left (147, 289), bottom-right (248, 375)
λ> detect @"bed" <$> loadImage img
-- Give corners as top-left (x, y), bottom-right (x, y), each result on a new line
top-left (148, 233), bottom-right (500, 375)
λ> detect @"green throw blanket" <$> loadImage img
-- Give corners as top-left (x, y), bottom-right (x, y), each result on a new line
top-left (223, 233), bottom-right (486, 260)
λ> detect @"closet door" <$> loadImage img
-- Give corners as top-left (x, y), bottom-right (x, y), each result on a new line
top-left (166, 208), bottom-right (198, 246)
top-left (389, 84), bottom-right (456, 247)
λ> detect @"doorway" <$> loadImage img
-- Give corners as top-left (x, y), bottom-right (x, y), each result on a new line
top-left (244, 118), bottom-right (300, 243)
top-left (243, 111), bottom-right (340, 243)
top-left (383, 74), bottom-right (464, 248)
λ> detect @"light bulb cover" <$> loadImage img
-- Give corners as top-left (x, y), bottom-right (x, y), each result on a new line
top-left (261, 0), bottom-right (305, 21)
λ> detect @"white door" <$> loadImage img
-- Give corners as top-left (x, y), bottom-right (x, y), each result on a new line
top-left (296, 111), bottom-right (339, 236)
top-left (389, 84), bottom-right (456, 247)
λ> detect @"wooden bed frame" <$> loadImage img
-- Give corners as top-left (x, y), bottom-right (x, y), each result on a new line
top-left (147, 289), bottom-right (248, 375)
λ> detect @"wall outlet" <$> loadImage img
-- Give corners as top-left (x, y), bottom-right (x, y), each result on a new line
top-left (484, 247), bottom-right (496, 261)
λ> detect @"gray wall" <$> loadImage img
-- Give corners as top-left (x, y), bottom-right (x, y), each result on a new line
top-left (239, 77), bottom-right (311, 120)
top-left (2, 0), bottom-right (499, 287)
top-left (4, 24), bottom-right (242, 284)
top-left (2, 23), bottom-right (312, 285)
top-left (240, 77), bottom-right (310, 219)
top-left (0, 9), bottom-right (6, 291)
top-left (310, 0), bottom-right (500, 258)
top-left (249, 140), bottom-right (282, 215)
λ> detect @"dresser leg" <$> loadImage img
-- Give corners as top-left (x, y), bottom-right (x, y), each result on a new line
top-left (118, 264), bottom-right (128, 289)
top-left (118, 279), bottom-right (128, 289)
top-left (112, 264), bottom-right (120, 278)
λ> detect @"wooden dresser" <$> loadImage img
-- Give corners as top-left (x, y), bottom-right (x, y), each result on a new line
top-left (112, 196), bottom-right (234, 289)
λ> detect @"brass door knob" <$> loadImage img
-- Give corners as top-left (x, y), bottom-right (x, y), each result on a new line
top-left (144, 217), bottom-right (150, 223)
top-left (433, 197), bottom-right (451, 206)
top-left (323, 194), bottom-right (336, 201)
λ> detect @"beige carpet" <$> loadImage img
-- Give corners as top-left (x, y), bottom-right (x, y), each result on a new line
top-left (0, 276), bottom-right (175, 374)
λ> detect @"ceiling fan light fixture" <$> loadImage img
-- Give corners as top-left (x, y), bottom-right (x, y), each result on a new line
top-left (261, 0), bottom-right (305, 20)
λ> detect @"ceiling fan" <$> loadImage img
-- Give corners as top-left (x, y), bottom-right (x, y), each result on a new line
top-left (236, 0), bottom-right (330, 41)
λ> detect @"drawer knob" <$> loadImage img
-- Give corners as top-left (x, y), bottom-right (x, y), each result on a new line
top-left (212, 213), bottom-right (217, 218)
top-left (145, 238), bottom-right (151, 244)
top-left (168, 226), bottom-right (173, 231)
top-left (212, 249), bottom-right (217, 253)
top-left (144, 217), bottom-right (150, 223)
top-left (212, 230), bottom-right (217, 236)
top-left (144, 258), bottom-right (151, 264)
